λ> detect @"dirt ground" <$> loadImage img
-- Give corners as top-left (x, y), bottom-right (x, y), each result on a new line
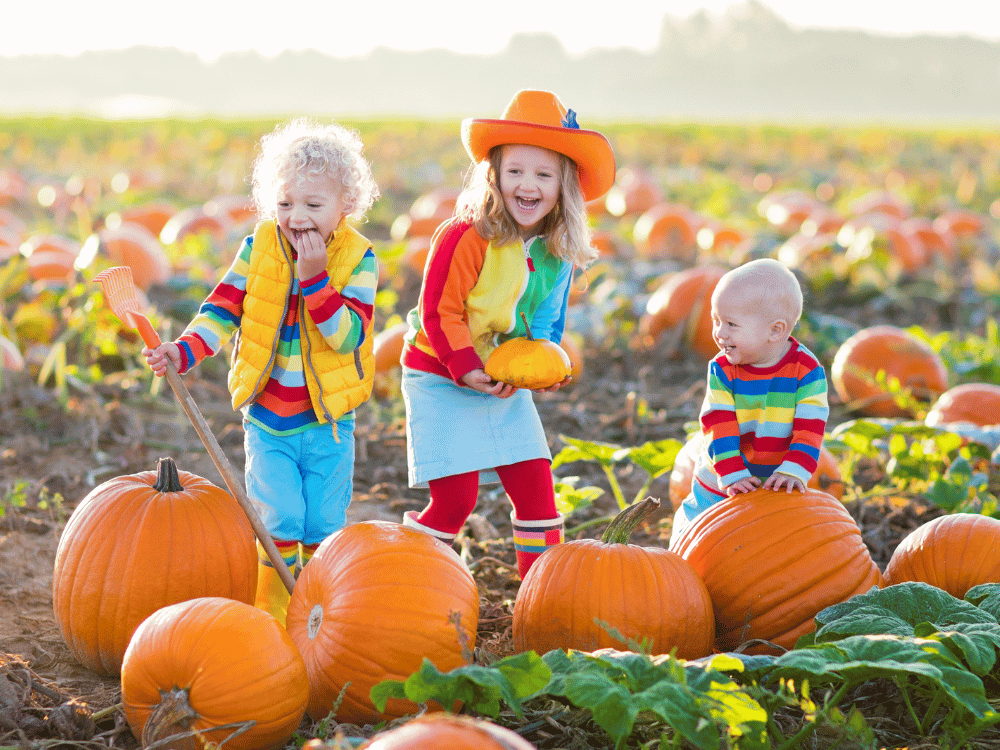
top-left (0, 318), bottom-right (936, 748)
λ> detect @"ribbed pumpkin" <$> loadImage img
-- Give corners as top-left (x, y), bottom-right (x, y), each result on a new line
top-left (122, 597), bottom-right (308, 750)
top-left (286, 521), bottom-right (479, 724)
top-left (925, 383), bottom-right (1000, 428)
top-left (484, 314), bottom-right (572, 390)
top-left (52, 457), bottom-right (257, 675)
top-left (359, 713), bottom-right (537, 750)
top-left (513, 498), bottom-right (714, 659)
top-left (637, 265), bottom-right (726, 360)
top-left (670, 488), bottom-right (883, 654)
top-left (883, 514), bottom-right (1000, 598)
top-left (830, 325), bottom-right (949, 418)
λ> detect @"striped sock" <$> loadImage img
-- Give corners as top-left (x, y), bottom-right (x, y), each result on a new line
top-left (510, 513), bottom-right (564, 578)
top-left (259, 538), bottom-right (299, 569)
top-left (297, 542), bottom-right (320, 577)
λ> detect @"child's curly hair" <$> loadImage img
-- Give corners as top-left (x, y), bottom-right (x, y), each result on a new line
top-left (251, 118), bottom-right (379, 221)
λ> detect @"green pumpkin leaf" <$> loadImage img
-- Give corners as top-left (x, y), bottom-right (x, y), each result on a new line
top-left (771, 635), bottom-right (997, 722)
top-left (553, 434), bottom-right (622, 469)
top-left (540, 649), bottom-right (768, 749)
top-left (615, 438), bottom-right (683, 480)
top-left (915, 622), bottom-right (1000, 676)
top-left (811, 582), bottom-right (997, 643)
top-left (370, 652), bottom-right (550, 719)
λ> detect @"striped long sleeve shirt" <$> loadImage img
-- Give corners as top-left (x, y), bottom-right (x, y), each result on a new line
top-left (695, 337), bottom-right (829, 494)
top-left (174, 233), bottom-right (377, 435)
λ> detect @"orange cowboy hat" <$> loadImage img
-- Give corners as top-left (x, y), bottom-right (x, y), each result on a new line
top-left (461, 89), bottom-right (617, 202)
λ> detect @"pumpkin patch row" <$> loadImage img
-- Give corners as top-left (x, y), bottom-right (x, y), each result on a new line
top-left (56, 447), bottom-right (1000, 750)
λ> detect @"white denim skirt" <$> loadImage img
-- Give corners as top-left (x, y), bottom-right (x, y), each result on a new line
top-left (401, 367), bottom-right (551, 488)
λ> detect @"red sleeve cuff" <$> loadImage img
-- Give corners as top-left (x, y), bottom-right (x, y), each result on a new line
top-left (443, 347), bottom-right (485, 383)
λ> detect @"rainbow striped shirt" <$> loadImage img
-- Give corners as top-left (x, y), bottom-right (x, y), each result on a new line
top-left (694, 337), bottom-right (829, 495)
top-left (175, 233), bottom-right (377, 435)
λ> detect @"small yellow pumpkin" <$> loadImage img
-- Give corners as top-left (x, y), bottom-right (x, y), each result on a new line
top-left (484, 313), bottom-right (572, 389)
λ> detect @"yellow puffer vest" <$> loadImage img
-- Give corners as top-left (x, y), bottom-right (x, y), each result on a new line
top-left (228, 219), bottom-right (375, 423)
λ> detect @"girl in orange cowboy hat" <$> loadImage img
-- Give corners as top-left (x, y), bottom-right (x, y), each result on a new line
top-left (398, 89), bottom-right (616, 578)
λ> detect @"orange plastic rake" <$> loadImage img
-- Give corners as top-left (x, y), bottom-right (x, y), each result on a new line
top-left (94, 266), bottom-right (295, 594)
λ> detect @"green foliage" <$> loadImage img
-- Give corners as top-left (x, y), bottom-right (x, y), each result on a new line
top-left (919, 318), bottom-right (1000, 384)
top-left (371, 652), bottom-right (551, 720)
top-left (830, 417), bottom-right (998, 513)
top-left (552, 434), bottom-right (682, 512)
top-left (370, 583), bottom-right (1000, 748)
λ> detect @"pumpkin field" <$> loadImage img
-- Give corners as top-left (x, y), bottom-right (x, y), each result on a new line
top-left (2, 116), bottom-right (1000, 750)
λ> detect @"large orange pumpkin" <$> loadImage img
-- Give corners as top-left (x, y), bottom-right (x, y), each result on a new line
top-left (52, 457), bottom-right (257, 675)
top-left (371, 321), bottom-right (409, 399)
top-left (883, 514), bottom-right (1000, 598)
top-left (603, 166), bottom-right (663, 218)
top-left (847, 189), bottom-right (910, 220)
top-left (898, 216), bottom-right (956, 264)
top-left (670, 488), bottom-right (883, 653)
top-left (632, 202), bottom-right (702, 261)
top-left (513, 498), bottom-right (714, 659)
top-left (94, 224), bottom-right (172, 290)
top-left (830, 325), bottom-right (949, 418)
top-left (637, 265), bottom-right (727, 360)
top-left (122, 597), bottom-right (308, 750)
top-left (925, 383), bottom-right (1000, 428)
top-left (359, 713), bottom-right (537, 750)
top-left (160, 206), bottom-right (228, 246)
top-left (286, 521), bottom-right (479, 724)
top-left (933, 208), bottom-right (986, 239)
top-left (20, 234), bottom-right (80, 282)
top-left (114, 203), bottom-right (177, 238)
top-left (758, 189), bottom-right (820, 235)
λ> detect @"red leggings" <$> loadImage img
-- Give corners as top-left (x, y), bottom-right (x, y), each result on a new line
top-left (418, 458), bottom-right (556, 534)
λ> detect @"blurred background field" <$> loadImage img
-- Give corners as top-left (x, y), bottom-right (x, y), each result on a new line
top-left (2, 107), bottom-right (1000, 750)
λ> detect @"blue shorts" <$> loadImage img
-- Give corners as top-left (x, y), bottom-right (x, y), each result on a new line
top-left (244, 417), bottom-right (355, 546)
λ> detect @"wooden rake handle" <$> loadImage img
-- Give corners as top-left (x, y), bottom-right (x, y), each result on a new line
top-left (135, 315), bottom-right (296, 595)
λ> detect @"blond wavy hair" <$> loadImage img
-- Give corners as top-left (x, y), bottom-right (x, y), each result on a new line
top-left (455, 145), bottom-right (597, 268)
top-left (251, 118), bottom-right (379, 221)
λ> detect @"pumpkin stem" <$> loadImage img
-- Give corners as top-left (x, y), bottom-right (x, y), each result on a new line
top-left (519, 311), bottom-right (535, 341)
top-left (153, 457), bottom-right (185, 493)
top-left (142, 687), bottom-right (198, 749)
top-left (600, 497), bottom-right (661, 545)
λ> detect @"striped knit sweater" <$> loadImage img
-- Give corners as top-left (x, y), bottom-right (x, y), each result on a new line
top-left (694, 337), bottom-right (829, 496)
top-left (174, 233), bottom-right (377, 435)
top-left (401, 218), bottom-right (572, 382)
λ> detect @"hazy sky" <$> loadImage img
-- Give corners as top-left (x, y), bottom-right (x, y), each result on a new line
top-left (5, 0), bottom-right (997, 60)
